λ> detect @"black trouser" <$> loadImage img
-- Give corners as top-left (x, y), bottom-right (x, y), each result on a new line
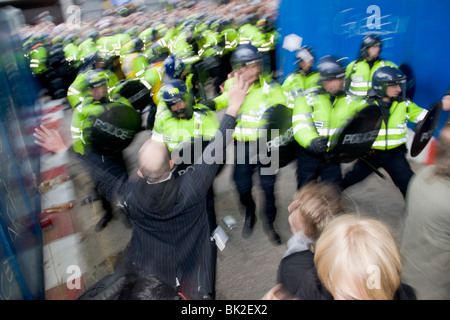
top-left (232, 141), bottom-right (277, 225)
top-left (99, 193), bottom-right (113, 216)
top-left (75, 149), bottom-right (128, 220)
top-left (341, 145), bottom-right (413, 197)
top-left (295, 146), bottom-right (342, 190)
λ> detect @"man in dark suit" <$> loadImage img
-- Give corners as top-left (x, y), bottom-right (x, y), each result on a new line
top-left (79, 73), bottom-right (251, 300)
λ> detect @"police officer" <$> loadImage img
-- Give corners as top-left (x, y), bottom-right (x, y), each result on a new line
top-left (292, 56), bottom-right (368, 190)
top-left (162, 54), bottom-right (190, 87)
top-left (28, 34), bottom-right (48, 76)
top-left (256, 16), bottom-right (278, 77)
top-left (78, 30), bottom-right (99, 61)
top-left (141, 53), bottom-right (193, 130)
top-left (71, 69), bottom-right (134, 231)
top-left (71, 69), bottom-right (132, 153)
top-left (28, 34), bottom-right (50, 93)
top-left (67, 51), bottom-right (119, 109)
top-left (62, 34), bottom-right (81, 83)
top-left (144, 33), bottom-right (170, 65)
top-left (282, 46), bottom-right (320, 100)
top-left (120, 38), bottom-right (149, 80)
top-left (138, 26), bottom-right (156, 52)
top-left (151, 79), bottom-right (219, 155)
top-left (213, 44), bottom-right (287, 244)
top-left (341, 66), bottom-right (428, 198)
top-left (345, 34), bottom-right (397, 98)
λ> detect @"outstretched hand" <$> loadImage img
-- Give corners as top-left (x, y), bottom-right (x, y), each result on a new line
top-left (442, 94), bottom-right (450, 111)
top-left (261, 284), bottom-right (296, 300)
top-left (226, 71), bottom-right (251, 117)
top-left (34, 124), bottom-right (68, 153)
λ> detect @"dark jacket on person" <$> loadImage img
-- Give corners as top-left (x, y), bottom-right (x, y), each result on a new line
top-left (81, 114), bottom-right (237, 300)
top-left (294, 266), bottom-right (417, 300)
top-left (277, 250), bottom-right (315, 295)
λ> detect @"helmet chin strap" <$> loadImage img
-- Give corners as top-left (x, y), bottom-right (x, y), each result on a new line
top-left (172, 108), bottom-right (193, 120)
top-left (173, 108), bottom-right (186, 117)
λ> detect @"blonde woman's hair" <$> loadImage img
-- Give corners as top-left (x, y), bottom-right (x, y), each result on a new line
top-left (314, 214), bottom-right (402, 300)
top-left (288, 181), bottom-right (344, 242)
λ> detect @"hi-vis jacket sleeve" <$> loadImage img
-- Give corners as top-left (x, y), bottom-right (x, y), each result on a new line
top-left (406, 100), bottom-right (428, 124)
top-left (292, 95), bottom-right (319, 148)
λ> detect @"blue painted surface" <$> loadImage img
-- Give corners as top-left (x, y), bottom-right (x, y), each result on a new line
top-left (277, 0), bottom-right (450, 134)
top-left (0, 10), bottom-right (44, 299)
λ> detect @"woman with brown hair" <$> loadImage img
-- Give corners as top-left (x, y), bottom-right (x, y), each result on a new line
top-left (263, 181), bottom-right (344, 298)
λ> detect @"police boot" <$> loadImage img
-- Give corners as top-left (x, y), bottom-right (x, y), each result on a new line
top-left (95, 211), bottom-right (113, 232)
top-left (264, 223), bottom-right (282, 246)
top-left (95, 196), bottom-right (113, 232)
top-left (242, 210), bottom-right (256, 239)
top-left (240, 191), bottom-right (256, 239)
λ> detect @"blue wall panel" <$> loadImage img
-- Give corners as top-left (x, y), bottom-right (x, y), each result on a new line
top-left (0, 9), bottom-right (45, 300)
top-left (277, 0), bottom-right (450, 134)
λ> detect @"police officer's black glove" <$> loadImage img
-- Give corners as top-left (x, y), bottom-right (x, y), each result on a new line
top-left (413, 119), bottom-right (425, 133)
top-left (197, 99), bottom-right (216, 110)
top-left (307, 136), bottom-right (328, 154)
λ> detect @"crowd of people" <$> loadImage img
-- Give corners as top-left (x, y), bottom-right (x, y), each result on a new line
top-left (27, 0), bottom-right (449, 300)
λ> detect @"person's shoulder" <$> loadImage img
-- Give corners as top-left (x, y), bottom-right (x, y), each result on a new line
top-left (400, 98), bottom-right (419, 107)
top-left (346, 59), bottom-right (357, 70)
top-left (81, 96), bottom-right (96, 108)
top-left (395, 283), bottom-right (417, 300)
top-left (280, 250), bottom-right (315, 269)
top-left (282, 71), bottom-right (300, 84)
top-left (293, 90), bottom-right (318, 106)
top-left (193, 104), bottom-right (215, 115)
top-left (383, 60), bottom-right (398, 67)
top-left (294, 266), bottom-right (334, 300)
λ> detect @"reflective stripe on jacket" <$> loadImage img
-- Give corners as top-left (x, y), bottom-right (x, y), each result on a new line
top-left (151, 104), bottom-right (219, 151)
top-left (292, 91), bottom-right (367, 150)
top-left (345, 59), bottom-right (397, 96)
top-left (371, 99), bottom-right (427, 150)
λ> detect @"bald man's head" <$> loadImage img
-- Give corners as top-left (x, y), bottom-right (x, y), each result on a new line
top-left (137, 140), bottom-right (173, 182)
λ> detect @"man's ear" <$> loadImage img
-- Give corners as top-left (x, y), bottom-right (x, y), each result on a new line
top-left (137, 168), bottom-right (144, 178)
top-left (169, 159), bottom-right (174, 170)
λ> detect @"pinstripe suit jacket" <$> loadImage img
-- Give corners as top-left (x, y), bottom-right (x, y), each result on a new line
top-left (83, 114), bottom-right (237, 299)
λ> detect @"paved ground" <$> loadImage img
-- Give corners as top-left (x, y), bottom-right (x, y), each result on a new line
top-left (63, 107), bottom-right (423, 300)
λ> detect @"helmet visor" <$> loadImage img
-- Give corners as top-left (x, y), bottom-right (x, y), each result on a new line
top-left (231, 58), bottom-right (262, 71)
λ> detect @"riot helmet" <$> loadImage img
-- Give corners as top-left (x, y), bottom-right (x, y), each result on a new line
top-left (372, 66), bottom-right (406, 101)
top-left (86, 69), bottom-right (108, 88)
top-left (86, 30), bottom-right (100, 42)
top-left (318, 56), bottom-right (346, 95)
top-left (139, 27), bottom-right (155, 47)
top-left (360, 34), bottom-right (383, 60)
top-left (128, 38), bottom-right (144, 54)
top-left (81, 51), bottom-right (103, 72)
top-left (230, 44), bottom-right (262, 70)
top-left (163, 54), bottom-right (185, 79)
top-left (317, 56), bottom-right (346, 81)
top-left (295, 46), bottom-right (315, 71)
top-left (146, 41), bottom-right (169, 64)
top-left (160, 79), bottom-right (193, 119)
top-left (63, 34), bottom-right (78, 47)
top-left (296, 46), bottom-right (314, 63)
top-left (85, 69), bottom-right (109, 102)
